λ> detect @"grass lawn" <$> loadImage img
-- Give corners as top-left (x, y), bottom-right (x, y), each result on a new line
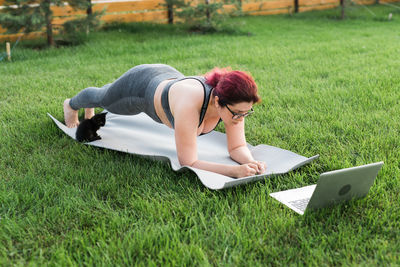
top-left (1, 3), bottom-right (399, 265)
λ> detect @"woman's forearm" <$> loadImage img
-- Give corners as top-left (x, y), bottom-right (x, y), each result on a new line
top-left (189, 159), bottom-right (262, 178)
top-left (190, 160), bottom-right (238, 177)
top-left (229, 145), bottom-right (254, 164)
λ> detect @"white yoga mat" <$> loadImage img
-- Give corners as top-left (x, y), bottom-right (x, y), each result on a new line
top-left (48, 112), bottom-right (319, 190)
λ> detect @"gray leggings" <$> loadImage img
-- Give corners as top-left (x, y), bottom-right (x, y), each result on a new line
top-left (69, 64), bottom-right (184, 123)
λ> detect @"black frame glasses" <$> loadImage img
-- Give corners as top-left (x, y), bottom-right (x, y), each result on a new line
top-left (225, 104), bottom-right (254, 120)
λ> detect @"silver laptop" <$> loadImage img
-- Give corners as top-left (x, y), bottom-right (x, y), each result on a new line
top-left (269, 162), bottom-right (384, 215)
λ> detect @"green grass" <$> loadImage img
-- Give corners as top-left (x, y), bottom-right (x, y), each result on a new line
top-left (1, 4), bottom-right (400, 265)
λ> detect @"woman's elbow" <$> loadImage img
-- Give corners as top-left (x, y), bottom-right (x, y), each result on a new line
top-left (178, 157), bottom-right (197, 167)
top-left (228, 145), bottom-right (244, 156)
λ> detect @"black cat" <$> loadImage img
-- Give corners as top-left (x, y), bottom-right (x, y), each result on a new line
top-left (75, 112), bottom-right (107, 142)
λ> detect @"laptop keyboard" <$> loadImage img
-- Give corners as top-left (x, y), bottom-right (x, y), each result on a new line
top-left (289, 198), bottom-right (310, 211)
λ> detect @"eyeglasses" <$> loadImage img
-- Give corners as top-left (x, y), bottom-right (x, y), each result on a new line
top-left (225, 104), bottom-right (254, 120)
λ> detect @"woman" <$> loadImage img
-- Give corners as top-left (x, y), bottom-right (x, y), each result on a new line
top-left (64, 64), bottom-right (266, 178)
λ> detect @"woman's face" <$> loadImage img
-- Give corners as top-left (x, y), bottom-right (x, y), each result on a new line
top-left (218, 100), bottom-right (254, 125)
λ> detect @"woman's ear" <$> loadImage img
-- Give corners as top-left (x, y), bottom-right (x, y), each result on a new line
top-left (214, 95), bottom-right (220, 108)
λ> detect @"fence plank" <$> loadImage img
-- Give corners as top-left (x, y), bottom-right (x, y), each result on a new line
top-left (0, 31), bottom-right (44, 42)
top-left (299, 3), bottom-right (339, 11)
top-left (93, 0), bottom-right (164, 13)
top-left (249, 8), bottom-right (293, 15)
top-left (52, 16), bottom-right (81, 25)
top-left (101, 10), bottom-right (168, 23)
top-left (243, 1), bottom-right (294, 12)
top-left (53, 10), bottom-right (168, 25)
top-left (299, 0), bottom-right (339, 6)
top-left (353, 0), bottom-right (376, 4)
top-left (52, 5), bottom-right (87, 17)
top-left (51, 1), bottom-right (164, 17)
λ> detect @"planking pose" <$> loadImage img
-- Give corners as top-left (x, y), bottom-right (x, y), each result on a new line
top-left (64, 64), bottom-right (266, 178)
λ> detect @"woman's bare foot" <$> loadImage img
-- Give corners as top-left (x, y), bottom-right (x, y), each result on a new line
top-left (63, 99), bottom-right (80, 128)
top-left (85, 108), bottom-right (95, 119)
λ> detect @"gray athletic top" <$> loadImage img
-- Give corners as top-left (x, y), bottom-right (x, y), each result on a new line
top-left (161, 76), bottom-right (220, 132)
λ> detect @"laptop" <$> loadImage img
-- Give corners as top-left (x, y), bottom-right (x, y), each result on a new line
top-left (269, 162), bottom-right (384, 215)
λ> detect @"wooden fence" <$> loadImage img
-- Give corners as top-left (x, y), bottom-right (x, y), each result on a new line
top-left (0, 0), bottom-right (399, 41)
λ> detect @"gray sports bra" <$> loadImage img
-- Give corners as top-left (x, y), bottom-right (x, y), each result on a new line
top-left (160, 76), bottom-right (221, 133)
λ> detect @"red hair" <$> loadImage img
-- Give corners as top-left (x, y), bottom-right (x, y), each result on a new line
top-left (204, 67), bottom-right (260, 106)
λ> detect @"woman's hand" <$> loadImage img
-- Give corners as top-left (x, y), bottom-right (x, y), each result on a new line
top-left (233, 161), bottom-right (266, 178)
top-left (249, 160), bottom-right (266, 174)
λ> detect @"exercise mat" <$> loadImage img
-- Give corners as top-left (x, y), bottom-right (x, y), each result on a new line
top-left (48, 112), bottom-right (319, 190)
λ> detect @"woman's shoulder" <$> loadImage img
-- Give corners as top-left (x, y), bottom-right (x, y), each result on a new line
top-left (168, 77), bottom-right (206, 114)
top-left (176, 77), bottom-right (205, 88)
top-left (170, 77), bottom-right (206, 99)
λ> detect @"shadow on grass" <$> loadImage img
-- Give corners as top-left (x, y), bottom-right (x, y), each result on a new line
top-left (18, 36), bottom-right (88, 51)
top-left (102, 21), bottom-right (251, 37)
top-left (290, 3), bottom-right (400, 22)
